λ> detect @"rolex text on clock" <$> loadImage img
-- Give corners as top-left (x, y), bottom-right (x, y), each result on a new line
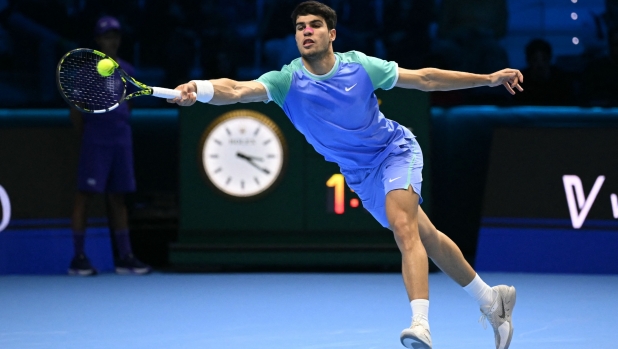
top-left (199, 110), bottom-right (288, 199)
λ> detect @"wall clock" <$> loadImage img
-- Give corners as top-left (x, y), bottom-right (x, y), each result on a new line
top-left (199, 109), bottom-right (288, 199)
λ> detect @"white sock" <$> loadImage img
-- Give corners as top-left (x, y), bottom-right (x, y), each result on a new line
top-left (410, 299), bottom-right (430, 329)
top-left (463, 274), bottom-right (496, 308)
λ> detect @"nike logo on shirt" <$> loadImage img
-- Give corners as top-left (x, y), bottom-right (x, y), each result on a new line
top-left (345, 83), bottom-right (357, 92)
top-left (389, 177), bottom-right (402, 183)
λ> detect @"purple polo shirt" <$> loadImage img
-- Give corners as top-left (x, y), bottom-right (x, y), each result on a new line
top-left (81, 58), bottom-right (134, 145)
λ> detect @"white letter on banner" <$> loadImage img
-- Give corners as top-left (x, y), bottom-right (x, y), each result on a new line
top-left (611, 194), bottom-right (618, 219)
top-left (562, 175), bottom-right (605, 229)
top-left (0, 185), bottom-right (10, 232)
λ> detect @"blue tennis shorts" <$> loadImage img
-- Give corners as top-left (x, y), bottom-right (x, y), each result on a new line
top-left (77, 141), bottom-right (136, 193)
top-left (340, 137), bottom-right (423, 228)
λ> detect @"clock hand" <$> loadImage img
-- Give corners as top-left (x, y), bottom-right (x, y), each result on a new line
top-left (247, 160), bottom-right (270, 174)
top-left (236, 152), bottom-right (250, 161)
top-left (236, 152), bottom-right (264, 162)
top-left (236, 152), bottom-right (270, 174)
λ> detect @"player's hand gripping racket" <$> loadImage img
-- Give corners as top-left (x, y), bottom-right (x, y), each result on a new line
top-left (56, 48), bottom-right (193, 113)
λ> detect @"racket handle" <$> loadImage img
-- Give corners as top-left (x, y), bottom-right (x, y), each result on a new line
top-left (151, 87), bottom-right (196, 99)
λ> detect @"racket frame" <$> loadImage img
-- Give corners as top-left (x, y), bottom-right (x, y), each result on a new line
top-left (56, 48), bottom-right (155, 113)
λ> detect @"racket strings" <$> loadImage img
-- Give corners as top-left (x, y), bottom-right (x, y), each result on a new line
top-left (58, 51), bottom-right (122, 111)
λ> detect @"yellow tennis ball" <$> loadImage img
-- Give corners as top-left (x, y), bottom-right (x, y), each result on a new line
top-left (97, 59), bottom-right (115, 77)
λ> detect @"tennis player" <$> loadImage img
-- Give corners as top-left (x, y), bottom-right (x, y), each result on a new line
top-left (170, 2), bottom-right (522, 348)
top-left (69, 16), bottom-right (151, 276)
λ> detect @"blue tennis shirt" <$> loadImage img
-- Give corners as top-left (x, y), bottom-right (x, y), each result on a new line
top-left (256, 51), bottom-right (413, 169)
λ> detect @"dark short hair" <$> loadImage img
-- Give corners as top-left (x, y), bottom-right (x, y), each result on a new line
top-left (291, 1), bottom-right (337, 30)
top-left (525, 39), bottom-right (552, 59)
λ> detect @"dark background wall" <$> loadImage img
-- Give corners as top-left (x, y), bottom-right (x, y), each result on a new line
top-left (4, 105), bottom-right (618, 273)
top-left (2, 0), bottom-right (618, 272)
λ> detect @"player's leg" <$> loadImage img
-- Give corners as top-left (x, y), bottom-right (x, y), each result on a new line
top-left (387, 189), bottom-right (432, 349)
top-left (416, 207), bottom-right (475, 285)
top-left (385, 186), bottom-right (432, 349)
top-left (106, 195), bottom-right (150, 274)
top-left (371, 137), bottom-right (432, 348)
top-left (71, 191), bottom-right (93, 234)
top-left (106, 192), bottom-right (129, 232)
top-left (386, 187), bottom-right (428, 301)
top-left (69, 191), bottom-right (97, 275)
top-left (342, 170), bottom-right (431, 348)
top-left (106, 191), bottom-right (130, 259)
top-left (106, 144), bottom-right (150, 274)
top-left (417, 206), bottom-right (516, 349)
top-left (69, 141), bottom-right (111, 276)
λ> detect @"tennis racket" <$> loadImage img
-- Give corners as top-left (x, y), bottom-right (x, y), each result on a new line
top-left (56, 48), bottom-right (191, 113)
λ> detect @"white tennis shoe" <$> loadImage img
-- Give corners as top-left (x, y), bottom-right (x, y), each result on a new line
top-left (479, 285), bottom-right (516, 349)
top-left (400, 315), bottom-right (432, 349)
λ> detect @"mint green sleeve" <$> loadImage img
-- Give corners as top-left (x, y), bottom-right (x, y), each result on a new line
top-left (351, 51), bottom-right (399, 90)
top-left (255, 65), bottom-right (294, 108)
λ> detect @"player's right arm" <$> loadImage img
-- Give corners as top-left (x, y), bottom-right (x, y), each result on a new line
top-left (168, 79), bottom-right (269, 106)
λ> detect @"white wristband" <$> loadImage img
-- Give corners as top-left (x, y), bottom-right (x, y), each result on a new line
top-left (191, 80), bottom-right (214, 103)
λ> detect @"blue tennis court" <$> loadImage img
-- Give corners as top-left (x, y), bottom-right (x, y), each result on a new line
top-left (1, 272), bottom-right (616, 349)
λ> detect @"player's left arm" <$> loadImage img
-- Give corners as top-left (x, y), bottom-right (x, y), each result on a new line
top-left (395, 67), bottom-right (524, 95)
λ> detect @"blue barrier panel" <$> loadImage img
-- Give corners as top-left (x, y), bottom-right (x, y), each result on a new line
top-left (0, 223), bottom-right (114, 274)
top-left (477, 218), bottom-right (618, 274)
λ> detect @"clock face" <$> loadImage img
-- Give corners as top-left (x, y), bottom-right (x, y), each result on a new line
top-left (200, 110), bottom-right (287, 198)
